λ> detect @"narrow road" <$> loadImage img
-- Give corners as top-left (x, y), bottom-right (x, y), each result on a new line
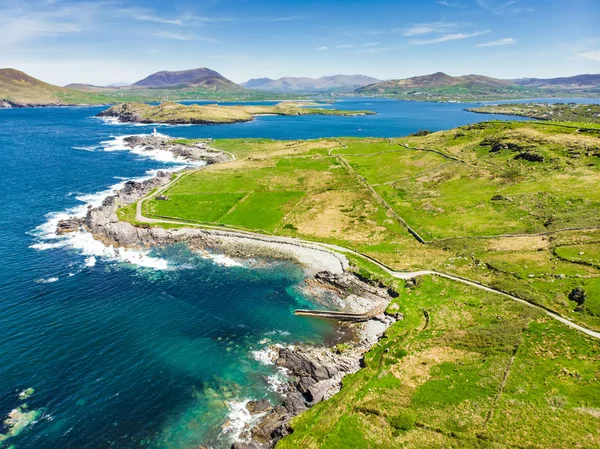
top-left (132, 151), bottom-right (600, 341)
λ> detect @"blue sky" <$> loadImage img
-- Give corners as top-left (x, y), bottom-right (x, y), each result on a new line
top-left (1, 0), bottom-right (599, 85)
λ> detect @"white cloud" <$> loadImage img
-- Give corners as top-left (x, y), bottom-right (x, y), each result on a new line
top-left (437, 0), bottom-right (462, 7)
top-left (319, 42), bottom-right (379, 51)
top-left (476, 37), bottom-right (516, 47)
top-left (152, 31), bottom-right (219, 43)
top-left (0, 1), bottom-right (105, 47)
top-left (578, 50), bottom-right (600, 61)
top-left (411, 30), bottom-right (490, 45)
top-left (272, 16), bottom-right (305, 22)
top-left (401, 21), bottom-right (457, 37)
top-left (131, 13), bottom-right (182, 26)
top-left (477, 0), bottom-right (533, 15)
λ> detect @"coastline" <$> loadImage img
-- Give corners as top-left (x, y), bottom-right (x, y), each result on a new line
top-left (55, 134), bottom-right (400, 448)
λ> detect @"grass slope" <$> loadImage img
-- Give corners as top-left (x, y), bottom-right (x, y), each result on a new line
top-left (128, 120), bottom-right (600, 331)
top-left (120, 120), bottom-right (600, 447)
top-left (277, 276), bottom-right (600, 449)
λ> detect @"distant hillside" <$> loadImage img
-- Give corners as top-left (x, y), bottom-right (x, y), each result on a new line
top-left (242, 74), bottom-right (380, 92)
top-left (132, 67), bottom-right (241, 91)
top-left (512, 74), bottom-right (600, 89)
top-left (64, 83), bottom-right (115, 92)
top-left (357, 72), bottom-right (515, 93)
top-left (0, 68), bottom-right (111, 107)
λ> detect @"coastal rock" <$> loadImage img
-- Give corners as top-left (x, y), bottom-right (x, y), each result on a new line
top-left (246, 399), bottom-right (272, 415)
top-left (122, 134), bottom-right (231, 164)
top-left (56, 217), bottom-right (84, 234)
top-left (240, 273), bottom-right (397, 449)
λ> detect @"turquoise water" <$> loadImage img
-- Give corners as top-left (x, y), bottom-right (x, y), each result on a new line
top-left (0, 98), bottom-right (558, 448)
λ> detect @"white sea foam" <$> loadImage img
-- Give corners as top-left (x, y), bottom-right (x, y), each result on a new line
top-left (28, 132), bottom-right (213, 271)
top-left (267, 370), bottom-right (289, 395)
top-left (209, 254), bottom-right (245, 268)
top-left (72, 145), bottom-right (99, 152)
top-left (100, 135), bottom-right (206, 166)
top-left (251, 345), bottom-right (281, 366)
top-left (221, 400), bottom-right (256, 443)
top-left (96, 116), bottom-right (192, 127)
top-left (35, 277), bottom-right (59, 284)
top-left (29, 167), bottom-right (172, 271)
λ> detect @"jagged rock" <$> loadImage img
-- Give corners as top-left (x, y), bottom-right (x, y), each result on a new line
top-left (491, 195), bottom-right (511, 201)
top-left (569, 286), bottom-right (586, 306)
top-left (56, 217), bottom-right (83, 234)
top-left (246, 399), bottom-right (272, 415)
top-left (514, 151), bottom-right (545, 162)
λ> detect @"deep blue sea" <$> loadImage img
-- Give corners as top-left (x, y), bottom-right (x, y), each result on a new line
top-left (0, 98), bottom-right (590, 448)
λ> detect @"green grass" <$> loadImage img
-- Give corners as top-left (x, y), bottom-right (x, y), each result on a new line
top-left (146, 192), bottom-right (246, 223)
top-left (276, 276), bottom-right (600, 449)
top-left (555, 244), bottom-right (600, 269)
top-left (222, 191), bottom-right (305, 231)
top-left (121, 123), bottom-right (600, 330)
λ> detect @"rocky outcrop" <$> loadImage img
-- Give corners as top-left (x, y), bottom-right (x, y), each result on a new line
top-left (97, 103), bottom-right (144, 122)
top-left (121, 134), bottom-right (230, 164)
top-left (514, 151), bottom-right (545, 162)
top-left (56, 217), bottom-right (84, 234)
top-left (234, 274), bottom-right (397, 449)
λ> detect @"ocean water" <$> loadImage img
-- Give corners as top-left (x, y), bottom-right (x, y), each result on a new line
top-left (0, 98), bottom-right (553, 448)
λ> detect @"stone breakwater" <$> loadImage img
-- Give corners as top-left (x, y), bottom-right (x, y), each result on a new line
top-left (55, 135), bottom-right (400, 449)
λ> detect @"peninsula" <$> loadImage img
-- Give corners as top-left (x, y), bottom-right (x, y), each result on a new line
top-left (60, 118), bottom-right (600, 449)
top-left (96, 101), bottom-right (375, 125)
top-left (468, 102), bottom-right (600, 123)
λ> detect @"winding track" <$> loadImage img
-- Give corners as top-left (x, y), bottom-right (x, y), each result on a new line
top-left (134, 150), bottom-right (600, 341)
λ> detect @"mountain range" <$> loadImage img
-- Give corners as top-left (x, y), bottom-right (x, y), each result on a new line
top-left (2, 67), bottom-right (600, 107)
top-left (511, 74), bottom-right (600, 89)
top-left (241, 75), bottom-right (380, 92)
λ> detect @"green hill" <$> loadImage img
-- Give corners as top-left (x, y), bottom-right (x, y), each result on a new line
top-left (355, 72), bottom-right (540, 101)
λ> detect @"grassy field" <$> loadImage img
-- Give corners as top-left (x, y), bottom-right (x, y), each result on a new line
top-left (469, 103), bottom-right (600, 123)
top-left (276, 276), bottom-right (600, 449)
top-left (98, 101), bottom-right (374, 124)
top-left (126, 121), bottom-right (600, 330)
top-left (118, 120), bottom-right (600, 447)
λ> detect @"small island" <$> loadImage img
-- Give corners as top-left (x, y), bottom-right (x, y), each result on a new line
top-left (468, 102), bottom-right (600, 123)
top-left (97, 101), bottom-right (375, 125)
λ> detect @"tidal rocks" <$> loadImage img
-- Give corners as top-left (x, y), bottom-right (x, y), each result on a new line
top-left (235, 272), bottom-right (398, 449)
top-left (246, 399), bottom-right (272, 415)
top-left (122, 134), bottom-right (231, 164)
top-left (56, 217), bottom-right (84, 234)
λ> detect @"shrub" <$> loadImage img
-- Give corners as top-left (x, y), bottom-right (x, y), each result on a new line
top-left (410, 129), bottom-right (431, 137)
top-left (388, 410), bottom-right (416, 433)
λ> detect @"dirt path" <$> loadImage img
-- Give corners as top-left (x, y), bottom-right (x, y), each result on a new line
top-left (131, 145), bottom-right (600, 341)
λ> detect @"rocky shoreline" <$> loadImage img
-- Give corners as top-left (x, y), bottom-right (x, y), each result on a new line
top-left (56, 134), bottom-right (400, 449)
top-left (232, 272), bottom-right (398, 449)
